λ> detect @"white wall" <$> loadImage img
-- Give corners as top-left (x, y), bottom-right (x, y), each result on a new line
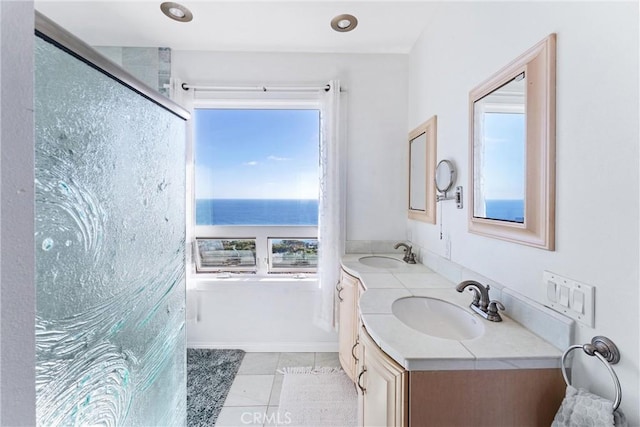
top-left (407, 2), bottom-right (639, 422)
top-left (0, 1), bottom-right (36, 424)
top-left (173, 51), bottom-right (410, 349)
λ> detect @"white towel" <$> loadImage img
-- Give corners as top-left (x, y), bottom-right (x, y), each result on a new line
top-left (552, 385), bottom-right (627, 427)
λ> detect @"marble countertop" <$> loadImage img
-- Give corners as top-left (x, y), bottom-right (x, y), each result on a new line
top-left (341, 254), bottom-right (562, 371)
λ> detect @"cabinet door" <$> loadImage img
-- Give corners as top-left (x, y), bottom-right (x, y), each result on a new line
top-left (338, 270), bottom-right (359, 381)
top-left (358, 326), bottom-right (407, 427)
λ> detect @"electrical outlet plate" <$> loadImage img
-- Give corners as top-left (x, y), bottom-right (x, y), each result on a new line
top-left (542, 271), bottom-right (595, 327)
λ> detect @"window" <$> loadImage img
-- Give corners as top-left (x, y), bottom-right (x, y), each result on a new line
top-left (195, 238), bottom-right (257, 273)
top-left (193, 106), bottom-right (320, 275)
top-left (268, 238), bottom-right (318, 273)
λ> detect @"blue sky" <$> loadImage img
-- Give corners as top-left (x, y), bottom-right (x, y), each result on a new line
top-left (195, 109), bottom-right (320, 199)
top-left (482, 112), bottom-right (525, 200)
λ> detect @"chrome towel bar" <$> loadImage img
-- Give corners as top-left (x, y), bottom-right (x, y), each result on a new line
top-left (561, 336), bottom-right (622, 411)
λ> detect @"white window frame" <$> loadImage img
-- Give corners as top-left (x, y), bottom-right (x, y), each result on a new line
top-left (190, 97), bottom-right (321, 278)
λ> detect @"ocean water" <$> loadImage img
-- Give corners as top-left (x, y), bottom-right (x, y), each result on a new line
top-left (485, 199), bottom-right (524, 223)
top-left (196, 199), bottom-right (319, 226)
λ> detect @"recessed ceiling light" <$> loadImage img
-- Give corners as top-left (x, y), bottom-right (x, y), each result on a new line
top-left (331, 14), bottom-right (358, 33)
top-left (160, 2), bottom-right (193, 23)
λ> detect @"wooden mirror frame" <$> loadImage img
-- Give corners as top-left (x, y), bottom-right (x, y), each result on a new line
top-left (468, 34), bottom-right (556, 250)
top-left (409, 115), bottom-right (437, 224)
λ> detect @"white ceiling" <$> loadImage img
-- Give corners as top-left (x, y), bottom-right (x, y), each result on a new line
top-left (35, 1), bottom-right (440, 54)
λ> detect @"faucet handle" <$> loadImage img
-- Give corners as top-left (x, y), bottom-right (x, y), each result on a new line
top-left (488, 300), bottom-right (504, 311)
top-left (487, 300), bottom-right (505, 320)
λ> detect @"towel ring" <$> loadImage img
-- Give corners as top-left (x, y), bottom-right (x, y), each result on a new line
top-left (561, 336), bottom-right (622, 411)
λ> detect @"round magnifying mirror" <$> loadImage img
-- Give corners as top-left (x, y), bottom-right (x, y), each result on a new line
top-left (435, 160), bottom-right (456, 193)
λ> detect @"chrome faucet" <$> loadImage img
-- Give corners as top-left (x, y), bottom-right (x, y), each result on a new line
top-left (456, 280), bottom-right (504, 322)
top-left (393, 242), bottom-right (416, 264)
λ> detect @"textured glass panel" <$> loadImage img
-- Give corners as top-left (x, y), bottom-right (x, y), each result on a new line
top-left (35, 36), bottom-right (186, 426)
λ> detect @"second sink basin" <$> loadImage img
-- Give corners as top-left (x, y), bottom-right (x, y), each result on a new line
top-left (392, 296), bottom-right (485, 340)
top-left (358, 256), bottom-right (404, 268)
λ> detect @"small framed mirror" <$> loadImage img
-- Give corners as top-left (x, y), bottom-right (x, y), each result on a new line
top-left (469, 34), bottom-right (556, 250)
top-left (435, 160), bottom-right (456, 194)
top-left (435, 159), bottom-right (463, 208)
top-left (408, 116), bottom-right (437, 223)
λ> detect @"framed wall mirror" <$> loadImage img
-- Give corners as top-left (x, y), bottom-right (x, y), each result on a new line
top-left (408, 116), bottom-right (437, 223)
top-left (469, 34), bottom-right (556, 250)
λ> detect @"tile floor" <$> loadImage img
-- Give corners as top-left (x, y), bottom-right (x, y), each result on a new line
top-left (215, 352), bottom-right (341, 427)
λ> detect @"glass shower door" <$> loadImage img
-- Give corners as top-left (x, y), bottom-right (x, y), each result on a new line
top-left (35, 29), bottom-right (186, 426)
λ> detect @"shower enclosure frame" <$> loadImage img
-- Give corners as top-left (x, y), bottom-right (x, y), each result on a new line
top-left (35, 11), bottom-right (189, 121)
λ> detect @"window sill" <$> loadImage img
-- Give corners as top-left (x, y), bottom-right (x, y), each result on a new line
top-left (190, 274), bottom-right (319, 291)
top-left (192, 273), bottom-right (318, 282)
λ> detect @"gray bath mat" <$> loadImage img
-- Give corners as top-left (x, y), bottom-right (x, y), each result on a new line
top-left (187, 348), bottom-right (245, 427)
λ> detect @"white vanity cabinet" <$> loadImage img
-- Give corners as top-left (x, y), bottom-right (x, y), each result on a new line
top-left (338, 268), bottom-right (406, 426)
top-left (356, 325), bottom-right (408, 427)
top-left (352, 321), bottom-right (562, 427)
top-left (337, 269), bottom-right (363, 381)
top-left (339, 258), bottom-right (566, 426)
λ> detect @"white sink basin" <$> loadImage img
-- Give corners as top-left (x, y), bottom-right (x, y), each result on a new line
top-left (358, 256), bottom-right (404, 268)
top-left (391, 297), bottom-right (485, 340)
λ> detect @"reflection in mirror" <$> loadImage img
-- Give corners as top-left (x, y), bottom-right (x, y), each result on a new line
top-left (408, 116), bottom-right (436, 224)
top-left (473, 73), bottom-right (525, 223)
top-left (409, 133), bottom-right (427, 211)
top-left (469, 34), bottom-right (556, 250)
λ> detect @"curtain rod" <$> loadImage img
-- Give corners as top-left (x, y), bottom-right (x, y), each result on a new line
top-left (181, 83), bottom-right (331, 93)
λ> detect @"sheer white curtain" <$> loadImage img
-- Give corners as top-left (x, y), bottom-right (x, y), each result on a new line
top-left (315, 80), bottom-right (346, 332)
top-left (170, 77), bottom-right (199, 322)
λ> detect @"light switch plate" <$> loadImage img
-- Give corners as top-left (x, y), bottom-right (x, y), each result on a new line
top-left (542, 271), bottom-right (595, 327)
